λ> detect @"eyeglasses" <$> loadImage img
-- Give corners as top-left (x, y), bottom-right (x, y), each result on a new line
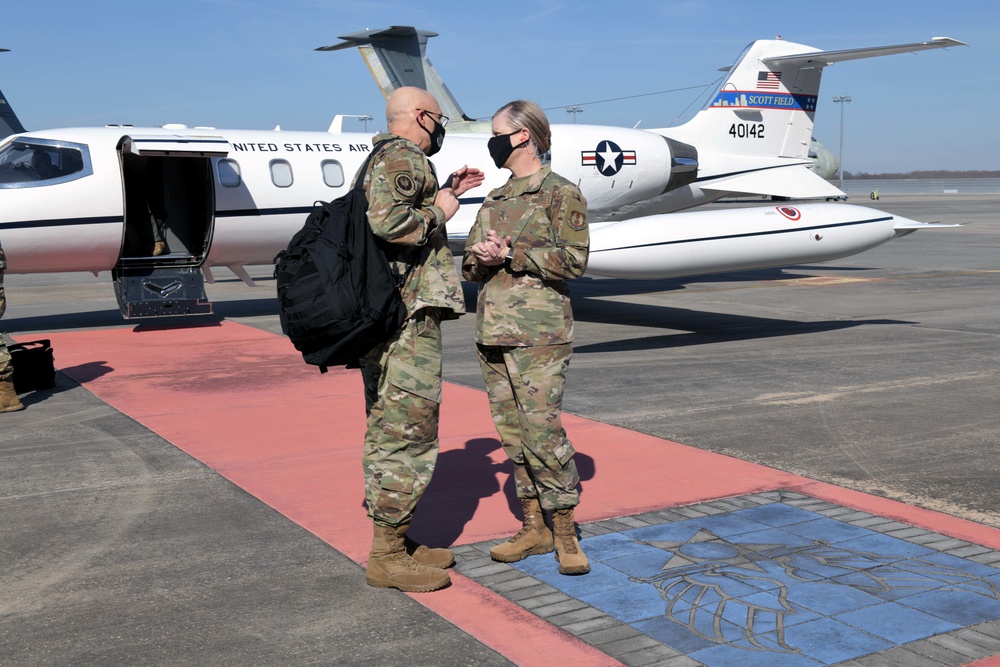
top-left (418, 109), bottom-right (450, 128)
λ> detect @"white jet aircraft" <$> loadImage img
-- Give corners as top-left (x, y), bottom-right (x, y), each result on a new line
top-left (0, 30), bottom-right (962, 318)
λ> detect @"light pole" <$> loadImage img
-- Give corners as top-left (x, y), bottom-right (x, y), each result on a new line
top-left (358, 114), bottom-right (373, 132)
top-left (566, 106), bottom-right (583, 124)
top-left (832, 95), bottom-right (851, 189)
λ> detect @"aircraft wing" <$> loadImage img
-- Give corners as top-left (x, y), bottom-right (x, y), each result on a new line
top-left (762, 37), bottom-right (965, 68)
top-left (701, 164), bottom-right (845, 199)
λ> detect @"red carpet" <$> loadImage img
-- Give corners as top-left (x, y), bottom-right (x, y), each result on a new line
top-left (32, 321), bottom-right (1000, 666)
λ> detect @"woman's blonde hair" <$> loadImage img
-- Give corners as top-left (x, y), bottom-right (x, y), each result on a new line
top-left (494, 100), bottom-right (551, 155)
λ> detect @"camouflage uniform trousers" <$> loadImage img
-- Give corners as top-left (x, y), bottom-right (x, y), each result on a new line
top-left (476, 342), bottom-right (580, 511)
top-left (359, 308), bottom-right (443, 527)
top-left (0, 244), bottom-right (12, 383)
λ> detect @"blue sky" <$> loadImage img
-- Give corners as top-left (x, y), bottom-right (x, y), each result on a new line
top-left (2, 0), bottom-right (996, 173)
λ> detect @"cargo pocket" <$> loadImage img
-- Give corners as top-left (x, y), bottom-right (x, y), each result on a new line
top-left (376, 470), bottom-right (414, 494)
top-left (551, 438), bottom-right (577, 467)
top-left (382, 357), bottom-right (442, 443)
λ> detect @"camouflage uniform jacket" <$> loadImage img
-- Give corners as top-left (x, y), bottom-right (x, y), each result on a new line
top-left (462, 165), bottom-right (588, 346)
top-left (355, 133), bottom-right (465, 320)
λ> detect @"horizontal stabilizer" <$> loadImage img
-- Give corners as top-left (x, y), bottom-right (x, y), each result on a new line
top-left (762, 37), bottom-right (966, 68)
top-left (1, 48), bottom-right (26, 138)
top-left (702, 165), bottom-right (844, 199)
top-left (894, 220), bottom-right (962, 229)
top-left (892, 216), bottom-right (963, 238)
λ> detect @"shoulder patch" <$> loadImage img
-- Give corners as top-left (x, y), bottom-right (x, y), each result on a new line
top-left (393, 172), bottom-right (417, 197)
top-left (568, 209), bottom-right (587, 231)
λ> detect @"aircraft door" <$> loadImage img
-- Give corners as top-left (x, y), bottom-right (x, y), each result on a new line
top-left (118, 149), bottom-right (221, 263)
top-left (113, 134), bottom-right (229, 318)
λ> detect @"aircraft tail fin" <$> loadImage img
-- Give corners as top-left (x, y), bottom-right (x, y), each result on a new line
top-left (659, 37), bottom-right (964, 164)
top-left (317, 26), bottom-right (475, 124)
top-left (1, 49), bottom-right (26, 138)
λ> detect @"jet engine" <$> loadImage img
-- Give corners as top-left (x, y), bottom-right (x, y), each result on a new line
top-left (549, 125), bottom-right (697, 216)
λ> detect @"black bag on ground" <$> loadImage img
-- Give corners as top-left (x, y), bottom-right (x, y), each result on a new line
top-left (9, 339), bottom-right (55, 393)
top-left (274, 140), bottom-right (414, 371)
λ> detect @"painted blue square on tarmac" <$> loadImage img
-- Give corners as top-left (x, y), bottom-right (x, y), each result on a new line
top-left (503, 496), bottom-right (1000, 666)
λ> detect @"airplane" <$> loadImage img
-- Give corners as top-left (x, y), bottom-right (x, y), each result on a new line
top-left (0, 29), bottom-right (962, 319)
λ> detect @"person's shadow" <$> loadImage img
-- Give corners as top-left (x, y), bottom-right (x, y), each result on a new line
top-left (409, 437), bottom-right (596, 547)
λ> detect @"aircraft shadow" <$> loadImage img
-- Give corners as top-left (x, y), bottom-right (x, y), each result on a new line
top-left (211, 298), bottom-right (281, 319)
top-left (571, 294), bottom-right (910, 353)
top-left (570, 265), bottom-right (881, 297)
top-left (5, 309), bottom-right (131, 332)
top-left (571, 317), bottom-right (908, 354)
top-left (4, 302), bottom-right (278, 333)
top-left (406, 437), bottom-right (596, 548)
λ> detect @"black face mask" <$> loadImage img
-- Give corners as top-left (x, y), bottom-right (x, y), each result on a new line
top-left (488, 131), bottom-right (529, 169)
top-left (420, 116), bottom-right (446, 157)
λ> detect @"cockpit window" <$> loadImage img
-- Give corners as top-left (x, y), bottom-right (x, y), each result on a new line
top-left (0, 138), bottom-right (92, 188)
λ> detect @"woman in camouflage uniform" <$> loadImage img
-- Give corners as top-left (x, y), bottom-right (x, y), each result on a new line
top-left (462, 100), bottom-right (590, 575)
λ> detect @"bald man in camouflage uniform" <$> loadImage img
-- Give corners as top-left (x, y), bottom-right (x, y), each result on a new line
top-left (355, 87), bottom-right (483, 592)
top-left (463, 100), bottom-right (590, 575)
top-left (1, 241), bottom-right (25, 412)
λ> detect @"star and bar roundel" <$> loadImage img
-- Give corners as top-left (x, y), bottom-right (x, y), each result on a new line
top-left (582, 140), bottom-right (636, 176)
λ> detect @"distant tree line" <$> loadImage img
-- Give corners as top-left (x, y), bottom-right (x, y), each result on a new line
top-left (841, 170), bottom-right (1000, 179)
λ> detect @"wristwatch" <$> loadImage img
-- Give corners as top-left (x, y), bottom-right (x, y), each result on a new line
top-left (503, 249), bottom-right (514, 269)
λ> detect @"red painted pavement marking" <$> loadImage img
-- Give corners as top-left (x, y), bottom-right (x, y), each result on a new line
top-left (29, 321), bottom-right (1000, 666)
top-left (966, 657), bottom-right (1000, 667)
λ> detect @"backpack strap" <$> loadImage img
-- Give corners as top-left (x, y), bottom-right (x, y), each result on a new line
top-left (354, 138), bottom-right (428, 289)
top-left (352, 138), bottom-right (395, 192)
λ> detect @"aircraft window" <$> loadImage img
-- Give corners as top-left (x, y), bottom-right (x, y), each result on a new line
top-left (269, 159), bottom-right (293, 188)
top-left (321, 160), bottom-right (345, 188)
top-left (218, 159), bottom-right (242, 187)
top-left (0, 139), bottom-right (90, 188)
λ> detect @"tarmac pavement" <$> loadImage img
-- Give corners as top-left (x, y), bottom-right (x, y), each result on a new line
top-left (2, 192), bottom-right (998, 666)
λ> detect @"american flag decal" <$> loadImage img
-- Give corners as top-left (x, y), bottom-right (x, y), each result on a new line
top-left (757, 71), bottom-right (782, 90)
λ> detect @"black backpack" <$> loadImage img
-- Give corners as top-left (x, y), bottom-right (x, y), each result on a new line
top-left (274, 140), bottom-right (414, 371)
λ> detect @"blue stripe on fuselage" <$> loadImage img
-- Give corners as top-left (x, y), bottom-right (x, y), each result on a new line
top-left (0, 215), bottom-right (123, 230)
top-left (0, 197), bottom-right (487, 230)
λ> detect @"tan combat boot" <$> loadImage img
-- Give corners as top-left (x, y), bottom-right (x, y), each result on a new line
top-left (397, 523), bottom-right (454, 569)
top-left (490, 497), bottom-right (554, 563)
top-left (0, 380), bottom-right (24, 413)
top-left (365, 523), bottom-right (451, 592)
top-left (552, 508), bottom-right (590, 575)
top-left (152, 241), bottom-right (167, 256)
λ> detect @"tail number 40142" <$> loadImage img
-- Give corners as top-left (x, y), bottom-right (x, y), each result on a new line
top-left (729, 123), bottom-right (765, 139)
